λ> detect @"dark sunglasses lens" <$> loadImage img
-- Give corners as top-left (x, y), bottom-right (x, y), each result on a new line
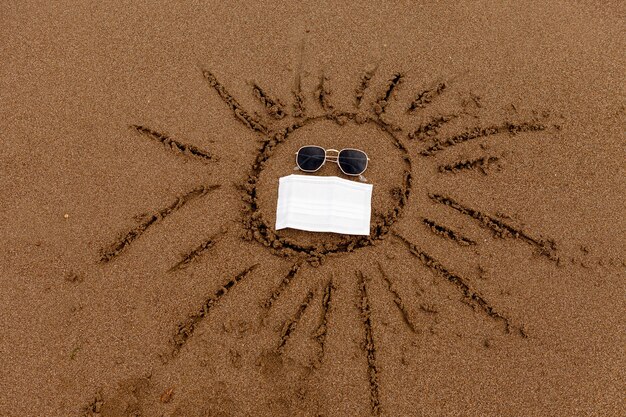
top-left (338, 149), bottom-right (368, 175)
top-left (297, 146), bottom-right (326, 171)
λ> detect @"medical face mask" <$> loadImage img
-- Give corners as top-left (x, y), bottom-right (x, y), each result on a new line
top-left (275, 174), bottom-right (373, 236)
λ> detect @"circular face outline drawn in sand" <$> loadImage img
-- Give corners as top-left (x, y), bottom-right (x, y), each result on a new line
top-left (242, 112), bottom-right (412, 262)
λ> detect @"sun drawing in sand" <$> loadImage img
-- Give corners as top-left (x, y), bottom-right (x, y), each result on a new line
top-left (97, 63), bottom-right (562, 414)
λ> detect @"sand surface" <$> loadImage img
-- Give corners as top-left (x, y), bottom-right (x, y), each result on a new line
top-left (1, 1), bottom-right (625, 416)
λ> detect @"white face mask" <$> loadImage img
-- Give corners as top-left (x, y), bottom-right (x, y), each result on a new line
top-left (275, 175), bottom-right (373, 236)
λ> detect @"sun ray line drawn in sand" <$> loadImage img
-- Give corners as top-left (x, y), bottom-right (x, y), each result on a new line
top-left (377, 262), bottom-right (417, 333)
top-left (429, 193), bottom-right (558, 261)
top-left (355, 65), bottom-right (378, 108)
top-left (261, 262), bottom-right (303, 313)
top-left (374, 72), bottom-right (403, 115)
top-left (99, 184), bottom-right (220, 263)
top-left (407, 81), bottom-right (448, 112)
top-left (422, 218), bottom-right (477, 246)
top-left (202, 69), bottom-right (268, 134)
top-left (392, 231), bottom-right (524, 336)
top-left (438, 155), bottom-right (500, 174)
top-left (168, 228), bottom-right (227, 273)
top-left (316, 72), bottom-right (335, 114)
top-left (420, 121), bottom-right (550, 156)
top-left (357, 270), bottom-right (382, 416)
top-left (172, 264), bottom-right (259, 356)
top-left (292, 39), bottom-right (306, 118)
top-left (407, 114), bottom-right (458, 140)
top-left (312, 277), bottom-right (334, 367)
top-left (91, 61), bottom-right (572, 413)
top-left (277, 290), bottom-right (315, 354)
top-left (130, 124), bottom-right (218, 162)
top-left (252, 82), bottom-right (287, 119)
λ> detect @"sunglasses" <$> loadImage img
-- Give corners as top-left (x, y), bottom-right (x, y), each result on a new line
top-left (295, 146), bottom-right (370, 178)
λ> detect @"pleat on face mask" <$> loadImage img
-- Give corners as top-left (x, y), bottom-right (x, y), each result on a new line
top-left (275, 175), bottom-right (373, 236)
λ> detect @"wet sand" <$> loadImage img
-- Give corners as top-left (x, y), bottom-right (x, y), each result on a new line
top-left (1, 1), bottom-right (624, 416)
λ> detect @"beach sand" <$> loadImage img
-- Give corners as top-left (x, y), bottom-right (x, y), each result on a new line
top-left (1, 1), bottom-right (624, 416)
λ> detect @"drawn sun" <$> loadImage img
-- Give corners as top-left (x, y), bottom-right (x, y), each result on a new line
top-left (94, 63), bottom-right (563, 415)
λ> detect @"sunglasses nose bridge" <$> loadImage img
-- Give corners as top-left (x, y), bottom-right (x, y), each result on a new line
top-left (325, 148), bottom-right (340, 162)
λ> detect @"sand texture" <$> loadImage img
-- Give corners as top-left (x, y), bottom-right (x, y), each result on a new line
top-left (1, 1), bottom-right (625, 416)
